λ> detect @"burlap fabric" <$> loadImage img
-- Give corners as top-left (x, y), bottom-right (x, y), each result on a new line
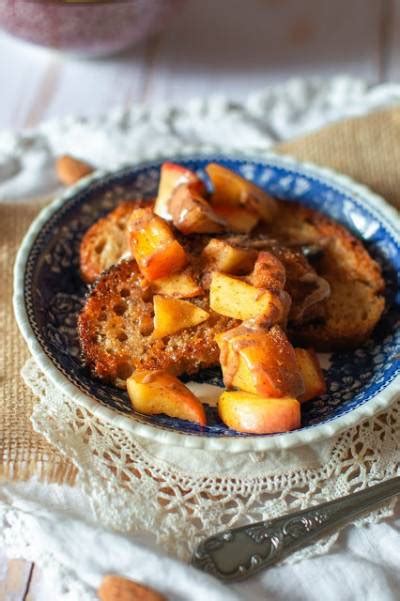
top-left (278, 106), bottom-right (400, 210)
top-left (0, 200), bottom-right (77, 483)
top-left (1, 106), bottom-right (399, 484)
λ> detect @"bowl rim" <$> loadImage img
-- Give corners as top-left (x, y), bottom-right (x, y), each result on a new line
top-left (13, 151), bottom-right (400, 452)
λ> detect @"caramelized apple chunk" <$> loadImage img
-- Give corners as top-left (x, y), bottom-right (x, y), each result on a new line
top-left (218, 390), bottom-right (300, 434)
top-left (169, 184), bottom-right (226, 234)
top-left (206, 163), bottom-right (278, 222)
top-left (152, 269), bottom-right (203, 298)
top-left (216, 324), bottom-right (305, 398)
top-left (154, 162), bottom-right (205, 220)
top-left (295, 348), bottom-right (326, 402)
top-left (127, 370), bottom-right (206, 426)
top-left (212, 203), bottom-right (259, 233)
top-left (152, 295), bottom-right (209, 339)
top-left (248, 251), bottom-right (286, 292)
top-left (209, 272), bottom-right (285, 324)
top-left (202, 239), bottom-right (257, 276)
top-left (128, 208), bottom-right (187, 281)
top-left (268, 246), bottom-right (330, 324)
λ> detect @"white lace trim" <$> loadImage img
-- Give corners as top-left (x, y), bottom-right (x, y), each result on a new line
top-left (22, 358), bottom-right (400, 563)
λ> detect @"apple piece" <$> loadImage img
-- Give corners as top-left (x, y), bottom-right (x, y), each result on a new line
top-left (142, 241), bottom-right (187, 282)
top-left (248, 251), bottom-right (286, 292)
top-left (206, 163), bottom-right (277, 222)
top-left (295, 348), bottom-right (326, 402)
top-left (152, 269), bottom-right (203, 298)
top-left (212, 203), bottom-right (259, 233)
top-left (169, 184), bottom-right (226, 234)
top-left (127, 205), bottom-right (154, 230)
top-left (128, 208), bottom-right (188, 281)
top-left (154, 162), bottom-right (205, 221)
top-left (202, 239), bottom-right (257, 275)
top-left (127, 369), bottom-right (206, 426)
top-left (216, 324), bottom-right (305, 398)
top-left (209, 272), bottom-right (285, 323)
top-left (218, 390), bottom-right (300, 434)
top-left (152, 295), bottom-right (209, 338)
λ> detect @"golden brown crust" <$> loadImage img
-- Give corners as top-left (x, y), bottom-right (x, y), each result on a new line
top-left (79, 200), bottom-right (152, 283)
top-left (265, 201), bottom-right (385, 350)
top-left (78, 259), bottom-right (237, 386)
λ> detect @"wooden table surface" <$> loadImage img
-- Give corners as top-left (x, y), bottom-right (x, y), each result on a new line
top-left (1, 0), bottom-right (400, 132)
top-left (1, 0), bottom-right (399, 598)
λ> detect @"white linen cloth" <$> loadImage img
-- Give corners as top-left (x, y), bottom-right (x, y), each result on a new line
top-left (2, 76), bottom-right (400, 600)
top-left (2, 483), bottom-right (400, 601)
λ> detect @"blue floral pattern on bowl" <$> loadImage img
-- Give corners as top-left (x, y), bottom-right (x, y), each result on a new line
top-left (21, 156), bottom-right (400, 440)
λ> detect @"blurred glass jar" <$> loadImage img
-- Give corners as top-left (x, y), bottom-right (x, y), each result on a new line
top-left (0, 0), bottom-right (185, 58)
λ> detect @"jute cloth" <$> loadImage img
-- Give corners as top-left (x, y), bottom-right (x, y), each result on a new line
top-left (0, 200), bottom-right (77, 483)
top-left (1, 105), bottom-right (399, 484)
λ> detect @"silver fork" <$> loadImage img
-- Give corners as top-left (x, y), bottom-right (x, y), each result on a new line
top-left (192, 476), bottom-right (400, 582)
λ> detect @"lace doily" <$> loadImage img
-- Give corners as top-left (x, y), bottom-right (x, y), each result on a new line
top-left (2, 76), bottom-right (400, 202)
top-left (22, 357), bottom-right (400, 563)
top-left (10, 77), bottom-right (400, 568)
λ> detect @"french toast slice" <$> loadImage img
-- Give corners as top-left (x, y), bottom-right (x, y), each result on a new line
top-left (78, 259), bottom-right (237, 387)
top-left (265, 202), bottom-right (385, 350)
top-left (79, 198), bottom-right (385, 370)
top-left (80, 200), bottom-right (152, 283)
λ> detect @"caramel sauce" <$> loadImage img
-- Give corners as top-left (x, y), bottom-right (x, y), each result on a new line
top-left (218, 323), bottom-right (265, 387)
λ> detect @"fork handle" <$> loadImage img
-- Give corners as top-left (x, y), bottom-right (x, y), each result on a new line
top-left (191, 476), bottom-right (400, 582)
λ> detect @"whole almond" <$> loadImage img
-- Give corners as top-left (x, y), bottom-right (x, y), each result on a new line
top-left (56, 154), bottom-right (94, 186)
top-left (98, 575), bottom-right (167, 601)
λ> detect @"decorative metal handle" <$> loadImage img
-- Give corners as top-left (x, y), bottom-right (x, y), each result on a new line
top-left (192, 476), bottom-right (400, 582)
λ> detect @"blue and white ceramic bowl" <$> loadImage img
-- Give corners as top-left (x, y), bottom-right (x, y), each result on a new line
top-left (14, 154), bottom-right (400, 452)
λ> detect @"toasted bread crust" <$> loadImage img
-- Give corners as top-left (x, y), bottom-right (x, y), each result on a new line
top-left (78, 259), bottom-right (237, 386)
top-left (79, 200), bottom-right (152, 283)
top-left (265, 202), bottom-right (385, 349)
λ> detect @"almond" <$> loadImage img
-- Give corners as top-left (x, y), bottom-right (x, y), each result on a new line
top-left (98, 575), bottom-right (167, 601)
top-left (56, 154), bottom-right (93, 186)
